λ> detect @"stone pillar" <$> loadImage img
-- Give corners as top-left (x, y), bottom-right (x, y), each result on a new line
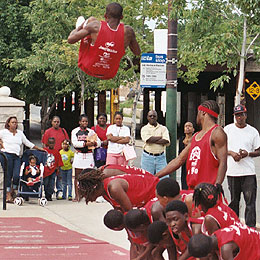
top-left (0, 86), bottom-right (25, 130)
top-left (0, 86), bottom-right (25, 198)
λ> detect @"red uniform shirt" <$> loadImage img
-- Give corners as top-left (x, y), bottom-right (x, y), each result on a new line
top-left (78, 21), bottom-right (125, 80)
top-left (43, 148), bottom-right (63, 177)
top-left (103, 164), bottom-right (151, 176)
top-left (186, 125), bottom-right (219, 189)
top-left (103, 174), bottom-right (159, 209)
top-left (126, 229), bottom-right (149, 246)
top-left (168, 219), bottom-right (197, 260)
top-left (141, 197), bottom-right (158, 223)
top-left (202, 201), bottom-right (239, 235)
top-left (215, 224), bottom-right (260, 260)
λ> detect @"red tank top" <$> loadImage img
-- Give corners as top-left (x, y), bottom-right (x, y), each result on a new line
top-left (78, 21), bottom-right (125, 80)
top-left (215, 225), bottom-right (260, 260)
top-left (168, 220), bottom-right (196, 260)
top-left (127, 229), bottom-right (149, 246)
top-left (103, 164), bottom-right (151, 176)
top-left (202, 201), bottom-right (239, 235)
top-left (141, 197), bottom-right (158, 223)
top-left (103, 174), bottom-right (159, 209)
top-left (186, 125), bottom-right (219, 189)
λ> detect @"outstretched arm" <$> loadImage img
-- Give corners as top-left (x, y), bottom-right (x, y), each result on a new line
top-left (211, 127), bottom-right (227, 185)
top-left (155, 144), bottom-right (190, 178)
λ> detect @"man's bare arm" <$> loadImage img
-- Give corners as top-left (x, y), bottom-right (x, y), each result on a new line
top-left (212, 127), bottom-right (227, 185)
top-left (155, 138), bottom-right (170, 145)
top-left (125, 25), bottom-right (141, 55)
top-left (108, 179), bottom-right (132, 212)
top-left (249, 147), bottom-right (260, 157)
top-left (68, 20), bottom-right (100, 44)
top-left (146, 136), bottom-right (162, 143)
top-left (155, 144), bottom-right (190, 178)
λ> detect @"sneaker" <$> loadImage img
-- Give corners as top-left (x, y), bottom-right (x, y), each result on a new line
top-left (56, 192), bottom-right (63, 200)
top-left (95, 196), bottom-right (106, 203)
top-left (6, 192), bottom-right (14, 203)
top-left (68, 196), bottom-right (72, 201)
top-left (46, 196), bottom-right (52, 201)
top-left (76, 16), bottom-right (85, 29)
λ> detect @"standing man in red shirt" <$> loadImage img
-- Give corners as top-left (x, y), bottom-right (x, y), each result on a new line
top-left (67, 2), bottom-right (141, 80)
top-left (156, 100), bottom-right (227, 190)
top-left (42, 116), bottom-right (69, 199)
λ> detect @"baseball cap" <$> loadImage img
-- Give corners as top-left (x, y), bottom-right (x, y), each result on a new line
top-left (233, 104), bottom-right (247, 114)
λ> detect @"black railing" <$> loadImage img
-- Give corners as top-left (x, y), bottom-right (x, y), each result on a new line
top-left (0, 152), bottom-right (7, 210)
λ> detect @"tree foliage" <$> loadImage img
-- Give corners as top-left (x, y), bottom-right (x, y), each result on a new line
top-left (171, 0), bottom-right (260, 90)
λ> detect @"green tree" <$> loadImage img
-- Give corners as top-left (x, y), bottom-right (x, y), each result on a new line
top-left (171, 0), bottom-right (260, 104)
top-left (2, 0), bottom-right (168, 132)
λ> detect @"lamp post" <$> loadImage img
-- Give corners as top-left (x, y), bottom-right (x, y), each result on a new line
top-left (166, 0), bottom-right (178, 178)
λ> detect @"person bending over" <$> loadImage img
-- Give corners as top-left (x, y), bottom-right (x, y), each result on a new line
top-left (188, 226), bottom-right (260, 260)
top-left (78, 167), bottom-right (159, 212)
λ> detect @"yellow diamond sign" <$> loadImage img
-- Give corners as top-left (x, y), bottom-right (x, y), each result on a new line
top-left (246, 81), bottom-right (260, 101)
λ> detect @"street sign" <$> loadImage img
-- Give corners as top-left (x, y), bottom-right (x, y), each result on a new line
top-left (246, 81), bottom-right (260, 100)
top-left (140, 53), bottom-right (166, 88)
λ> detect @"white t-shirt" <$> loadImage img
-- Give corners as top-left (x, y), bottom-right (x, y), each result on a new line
top-left (0, 129), bottom-right (35, 156)
top-left (224, 123), bottom-right (260, 176)
top-left (106, 124), bottom-right (130, 154)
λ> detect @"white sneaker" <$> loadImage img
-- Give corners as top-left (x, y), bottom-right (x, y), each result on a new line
top-left (76, 16), bottom-right (85, 29)
top-left (95, 196), bottom-right (106, 203)
top-left (56, 192), bottom-right (63, 200)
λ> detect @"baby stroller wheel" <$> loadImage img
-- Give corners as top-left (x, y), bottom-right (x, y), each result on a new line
top-left (14, 197), bottom-right (24, 206)
top-left (38, 198), bottom-right (47, 207)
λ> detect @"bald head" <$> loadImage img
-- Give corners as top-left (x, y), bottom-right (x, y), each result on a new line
top-left (105, 3), bottom-right (123, 19)
top-left (147, 110), bottom-right (158, 126)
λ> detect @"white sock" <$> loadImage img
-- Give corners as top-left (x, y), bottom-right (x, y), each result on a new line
top-left (76, 16), bottom-right (85, 29)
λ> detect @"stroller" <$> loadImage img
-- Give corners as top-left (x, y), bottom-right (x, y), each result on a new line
top-left (14, 149), bottom-right (47, 206)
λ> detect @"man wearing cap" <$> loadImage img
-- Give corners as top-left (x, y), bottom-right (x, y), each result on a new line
top-left (156, 100), bottom-right (227, 190)
top-left (224, 104), bottom-right (260, 227)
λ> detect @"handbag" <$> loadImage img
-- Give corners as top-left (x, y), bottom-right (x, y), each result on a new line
top-left (123, 145), bottom-right (137, 161)
top-left (95, 147), bottom-right (107, 161)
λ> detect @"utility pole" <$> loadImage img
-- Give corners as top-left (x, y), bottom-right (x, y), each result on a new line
top-left (166, 0), bottom-right (178, 177)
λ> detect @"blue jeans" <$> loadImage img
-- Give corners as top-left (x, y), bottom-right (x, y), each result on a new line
top-left (0, 152), bottom-right (21, 192)
top-left (141, 151), bottom-right (168, 178)
top-left (55, 174), bottom-right (63, 195)
top-left (43, 172), bottom-right (56, 198)
top-left (61, 169), bottom-right (72, 198)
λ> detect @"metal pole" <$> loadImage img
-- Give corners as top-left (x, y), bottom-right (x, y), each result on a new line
top-left (0, 152), bottom-right (8, 210)
top-left (166, 0), bottom-right (178, 178)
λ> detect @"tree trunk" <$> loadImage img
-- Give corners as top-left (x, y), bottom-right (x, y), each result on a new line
top-left (235, 17), bottom-right (247, 106)
top-left (40, 96), bottom-right (58, 137)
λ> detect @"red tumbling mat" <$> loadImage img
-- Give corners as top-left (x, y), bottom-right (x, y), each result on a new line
top-left (0, 217), bottom-right (129, 259)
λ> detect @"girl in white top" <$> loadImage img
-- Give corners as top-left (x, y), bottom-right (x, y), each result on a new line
top-left (106, 111), bottom-right (130, 166)
top-left (0, 116), bottom-right (44, 203)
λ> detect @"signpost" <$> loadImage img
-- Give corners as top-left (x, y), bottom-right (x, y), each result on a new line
top-left (140, 53), bottom-right (166, 88)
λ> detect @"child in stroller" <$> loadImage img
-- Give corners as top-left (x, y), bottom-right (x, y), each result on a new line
top-left (24, 155), bottom-right (40, 189)
top-left (14, 150), bottom-right (47, 206)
